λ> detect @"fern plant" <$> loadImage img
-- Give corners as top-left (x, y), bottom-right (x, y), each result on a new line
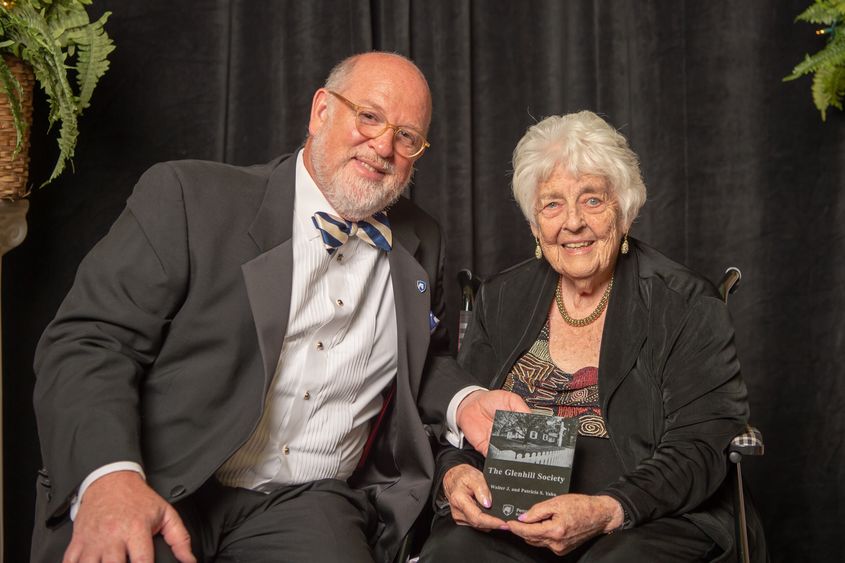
top-left (0, 0), bottom-right (114, 187)
top-left (785, 0), bottom-right (845, 121)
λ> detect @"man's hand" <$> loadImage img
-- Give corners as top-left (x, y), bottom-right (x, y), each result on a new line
top-left (63, 471), bottom-right (196, 563)
top-left (442, 464), bottom-right (507, 531)
top-left (455, 390), bottom-right (531, 455)
top-left (506, 494), bottom-right (623, 556)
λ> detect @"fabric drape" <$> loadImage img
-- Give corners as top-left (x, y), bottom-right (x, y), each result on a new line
top-left (4, 1), bottom-right (842, 561)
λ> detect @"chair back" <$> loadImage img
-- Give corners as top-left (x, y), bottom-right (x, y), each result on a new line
top-left (718, 267), bottom-right (742, 304)
top-left (457, 269), bottom-right (481, 350)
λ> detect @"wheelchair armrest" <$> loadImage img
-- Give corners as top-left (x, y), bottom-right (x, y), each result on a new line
top-left (729, 425), bottom-right (764, 463)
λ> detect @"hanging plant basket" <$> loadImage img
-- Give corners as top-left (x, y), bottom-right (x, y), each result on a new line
top-left (0, 1), bottom-right (114, 191)
top-left (0, 54), bottom-right (33, 201)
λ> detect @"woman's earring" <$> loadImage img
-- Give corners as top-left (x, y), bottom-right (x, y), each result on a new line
top-left (535, 238), bottom-right (543, 260)
top-left (621, 233), bottom-right (629, 255)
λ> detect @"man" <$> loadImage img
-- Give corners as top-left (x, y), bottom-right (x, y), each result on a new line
top-left (32, 52), bottom-right (525, 563)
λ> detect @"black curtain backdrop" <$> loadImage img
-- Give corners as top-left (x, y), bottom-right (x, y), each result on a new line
top-left (3, 1), bottom-right (843, 561)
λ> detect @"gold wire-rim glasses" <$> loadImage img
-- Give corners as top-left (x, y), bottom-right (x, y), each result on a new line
top-left (327, 90), bottom-right (430, 159)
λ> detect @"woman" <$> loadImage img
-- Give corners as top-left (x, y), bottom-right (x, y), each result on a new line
top-left (421, 111), bottom-right (766, 562)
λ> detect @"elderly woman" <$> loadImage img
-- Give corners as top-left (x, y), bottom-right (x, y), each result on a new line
top-left (421, 111), bottom-right (766, 562)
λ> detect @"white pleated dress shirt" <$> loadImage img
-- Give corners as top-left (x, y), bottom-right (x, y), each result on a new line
top-left (216, 151), bottom-right (398, 489)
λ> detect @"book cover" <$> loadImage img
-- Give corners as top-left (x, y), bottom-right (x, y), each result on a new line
top-left (482, 410), bottom-right (578, 519)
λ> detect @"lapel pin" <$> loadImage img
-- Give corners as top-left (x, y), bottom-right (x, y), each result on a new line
top-left (429, 311), bottom-right (440, 333)
top-left (416, 280), bottom-right (427, 293)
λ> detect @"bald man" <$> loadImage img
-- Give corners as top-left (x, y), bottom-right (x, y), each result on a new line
top-left (33, 52), bottom-right (527, 563)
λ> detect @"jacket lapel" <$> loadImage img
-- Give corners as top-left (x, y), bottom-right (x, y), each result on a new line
top-left (387, 224), bottom-right (427, 399)
top-left (492, 260), bottom-right (558, 389)
top-left (599, 246), bottom-right (648, 409)
top-left (241, 155), bottom-right (297, 389)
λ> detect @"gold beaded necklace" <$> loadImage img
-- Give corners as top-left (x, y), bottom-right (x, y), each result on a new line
top-left (554, 275), bottom-right (614, 328)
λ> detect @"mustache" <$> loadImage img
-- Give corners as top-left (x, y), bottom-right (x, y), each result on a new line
top-left (350, 150), bottom-right (395, 174)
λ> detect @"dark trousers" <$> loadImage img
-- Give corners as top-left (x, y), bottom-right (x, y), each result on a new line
top-left (32, 478), bottom-right (376, 563)
top-left (156, 478), bottom-right (377, 563)
top-left (419, 512), bottom-right (722, 563)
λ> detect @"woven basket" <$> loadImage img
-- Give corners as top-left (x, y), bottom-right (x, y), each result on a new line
top-left (0, 54), bottom-right (35, 201)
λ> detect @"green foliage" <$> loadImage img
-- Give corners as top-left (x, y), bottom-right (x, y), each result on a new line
top-left (788, 36), bottom-right (845, 77)
top-left (812, 64), bottom-right (845, 116)
top-left (795, 0), bottom-right (845, 24)
top-left (0, 0), bottom-right (114, 187)
top-left (785, 0), bottom-right (845, 120)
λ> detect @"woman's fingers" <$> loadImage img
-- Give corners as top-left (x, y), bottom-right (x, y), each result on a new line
top-left (445, 464), bottom-right (507, 530)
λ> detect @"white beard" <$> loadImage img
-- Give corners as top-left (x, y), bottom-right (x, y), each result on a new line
top-left (309, 132), bottom-right (410, 221)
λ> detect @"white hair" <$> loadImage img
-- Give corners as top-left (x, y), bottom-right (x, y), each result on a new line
top-left (511, 111), bottom-right (646, 229)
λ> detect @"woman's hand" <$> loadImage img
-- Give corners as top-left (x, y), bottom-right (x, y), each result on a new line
top-left (442, 464), bottom-right (507, 531)
top-left (506, 494), bottom-right (623, 555)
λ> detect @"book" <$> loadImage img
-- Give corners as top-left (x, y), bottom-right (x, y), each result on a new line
top-left (482, 410), bottom-right (578, 519)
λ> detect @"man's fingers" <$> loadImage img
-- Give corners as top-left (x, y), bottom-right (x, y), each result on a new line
top-left (456, 390), bottom-right (534, 454)
top-left (474, 439), bottom-right (490, 457)
top-left (61, 473), bottom-right (194, 563)
top-left (125, 532), bottom-right (156, 563)
top-left (505, 393), bottom-right (532, 413)
top-left (486, 390), bottom-right (531, 414)
top-left (171, 540), bottom-right (197, 563)
top-left (102, 543), bottom-right (131, 563)
top-left (64, 534), bottom-right (131, 563)
top-left (62, 542), bottom-right (81, 563)
top-left (160, 507), bottom-right (196, 563)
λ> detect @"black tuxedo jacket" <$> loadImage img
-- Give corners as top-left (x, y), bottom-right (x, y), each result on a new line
top-left (33, 153), bottom-right (470, 563)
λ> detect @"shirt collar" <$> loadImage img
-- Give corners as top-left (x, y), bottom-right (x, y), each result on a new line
top-left (294, 149), bottom-right (341, 241)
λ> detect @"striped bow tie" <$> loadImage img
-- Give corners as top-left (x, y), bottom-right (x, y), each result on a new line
top-left (311, 211), bottom-right (393, 254)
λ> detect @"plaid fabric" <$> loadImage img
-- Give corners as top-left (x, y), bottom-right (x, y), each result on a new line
top-left (730, 425), bottom-right (764, 456)
top-left (457, 310), bottom-right (472, 350)
top-left (311, 211), bottom-right (393, 254)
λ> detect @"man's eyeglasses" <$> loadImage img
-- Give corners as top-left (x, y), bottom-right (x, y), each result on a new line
top-left (327, 90), bottom-right (430, 159)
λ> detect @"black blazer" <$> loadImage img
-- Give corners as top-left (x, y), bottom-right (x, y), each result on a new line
top-left (33, 153), bottom-right (471, 563)
top-left (434, 238), bottom-right (767, 562)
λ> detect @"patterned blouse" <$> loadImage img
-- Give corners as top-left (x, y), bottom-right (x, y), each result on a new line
top-left (502, 321), bottom-right (608, 438)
